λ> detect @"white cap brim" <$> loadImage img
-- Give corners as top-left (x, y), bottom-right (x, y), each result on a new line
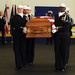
top-left (23, 6), bottom-right (31, 9)
top-left (48, 11), bottom-right (53, 14)
top-left (17, 5), bottom-right (23, 8)
top-left (60, 3), bottom-right (66, 8)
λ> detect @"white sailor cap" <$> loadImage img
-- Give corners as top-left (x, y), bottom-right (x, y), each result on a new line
top-left (60, 3), bottom-right (66, 8)
top-left (17, 5), bottom-right (23, 8)
top-left (47, 11), bottom-right (53, 14)
top-left (23, 6), bottom-right (31, 10)
top-left (66, 7), bottom-right (70, 11)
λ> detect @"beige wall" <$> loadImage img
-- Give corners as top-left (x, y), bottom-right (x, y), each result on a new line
top-left (0, 0), bottom-right (74, 23)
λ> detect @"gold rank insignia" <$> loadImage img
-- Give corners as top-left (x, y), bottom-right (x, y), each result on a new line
top-left (61, 17), bottom-right (64, 21)
top-left (20, 27), bottom-right (23, 29)
top-left (26, 17), bottom-right (29, 21)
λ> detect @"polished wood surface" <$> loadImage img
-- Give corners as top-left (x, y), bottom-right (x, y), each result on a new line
top-left (26, 18), bottom-right (51, 38)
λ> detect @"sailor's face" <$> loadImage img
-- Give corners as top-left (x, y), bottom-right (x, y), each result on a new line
top-left (47, 13), bottom-right (52, 17)
top-left (59, 7), bottom-right (66, 12)
top-left (17, 8), bottom-right (23, 13)
top-left (23, 9), bottom-right (30, 14)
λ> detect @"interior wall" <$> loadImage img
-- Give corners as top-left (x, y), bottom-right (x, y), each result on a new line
top-left (0, 0), bottom-right (74, 23)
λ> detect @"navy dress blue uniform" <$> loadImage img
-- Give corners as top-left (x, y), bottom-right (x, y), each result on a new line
top-left (65, 14), bottom-right (73, 66)
top-left (10, 14), bottom-right (27, 69)
top-left (46, 11), bottom-right (53, 45)
top-left (25, 14), bottom-right (35, 65)
top-left (0, 17), bottom-right (6, 44)
top-left (54, 12), bottom-right (71, 71)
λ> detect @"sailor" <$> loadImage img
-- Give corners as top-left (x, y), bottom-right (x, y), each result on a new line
top-left (23, 5), bottom-right (35, 65)
top-left (46, 10), bottom-right (54, 45)
top-left (10, 5), bottom-right (27, 70)
top-left (53, 3), bottom-right (71, 71)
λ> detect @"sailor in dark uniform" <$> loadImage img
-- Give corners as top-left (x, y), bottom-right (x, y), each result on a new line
top-left (0, 11), bottom-right (6, 44)
top-left (46, 11), bottom-right (53, 45)
top-left (65, 7), bottom-right (74, 66)
top-left (10, 5), bottom-right (27, 70)
top-left (23, 6), bottom-right (35, 65)
top-left (53, 3), bottom-right (71, 71)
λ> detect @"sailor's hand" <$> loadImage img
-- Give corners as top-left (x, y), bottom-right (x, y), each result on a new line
top-left (23, 27), bottom-right (27, 34)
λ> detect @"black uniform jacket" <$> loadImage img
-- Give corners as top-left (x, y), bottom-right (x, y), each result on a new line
top-left (10, 14), bottom-right (27, 35)
top-left (54, 13), bottom-right (72, 35)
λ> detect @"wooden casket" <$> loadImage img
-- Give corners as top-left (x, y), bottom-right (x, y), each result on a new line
top-left (26, 17), bottom-right (52, 38)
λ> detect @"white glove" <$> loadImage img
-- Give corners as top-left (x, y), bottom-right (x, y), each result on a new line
top-left (23, 27), bottom-right (27, 33)
top-left (52, 24), bottom-right (56, 29)
top-left (52, 29), bottom-right (57, 33)
top-left (52, 24), bottom-right (57, 33)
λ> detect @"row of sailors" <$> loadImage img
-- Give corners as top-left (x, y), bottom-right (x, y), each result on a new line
top-left (10, 3), bottom-right (73, 72)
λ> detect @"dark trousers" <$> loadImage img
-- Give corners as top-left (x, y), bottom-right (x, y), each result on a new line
top-left (65, 37), bottom-right (71, 65)
top-left (26, 38), bottom-right (35, 64)
top-left (13, 33), bottom-right (27, 68)
top-left (53, 32), bottom-right (70, 69)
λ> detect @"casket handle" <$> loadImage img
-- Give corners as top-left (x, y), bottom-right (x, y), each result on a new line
top-left (32, 29), bottom-right (44, 34)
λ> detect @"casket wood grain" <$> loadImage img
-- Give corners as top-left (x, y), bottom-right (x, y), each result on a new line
top-left (26, 18), bottom-right (52, 38)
